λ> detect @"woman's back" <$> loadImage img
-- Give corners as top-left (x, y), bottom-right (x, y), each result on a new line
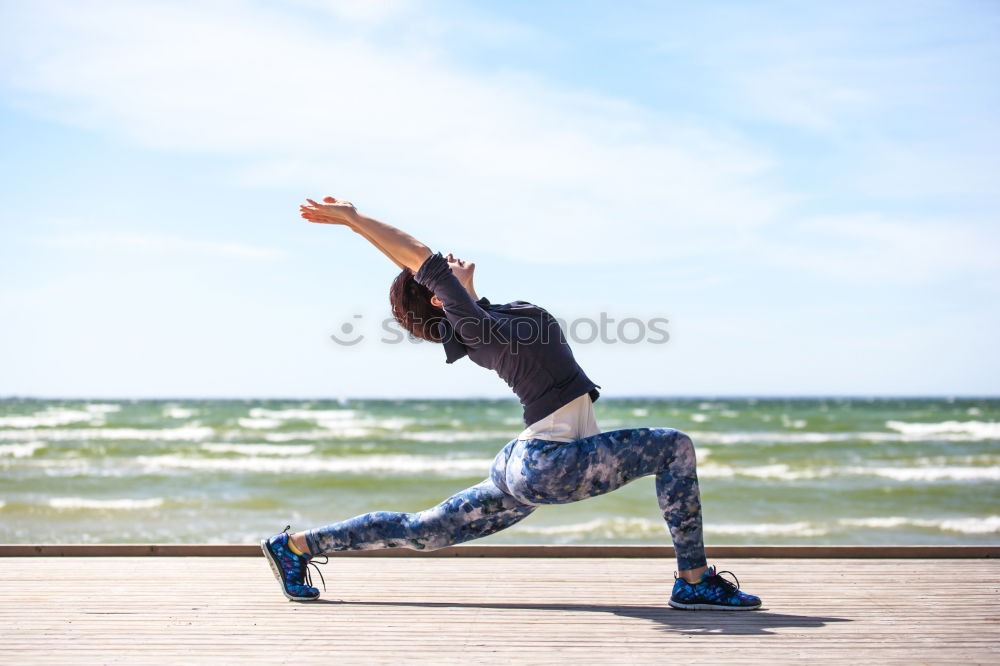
top-left (413, 251), bottom-right (601, 427)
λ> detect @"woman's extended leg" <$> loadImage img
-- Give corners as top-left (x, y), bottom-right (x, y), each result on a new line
top-left (301, 475), bottom-right (537, 556)
top-left (494, 427), bottom-right (707, 572)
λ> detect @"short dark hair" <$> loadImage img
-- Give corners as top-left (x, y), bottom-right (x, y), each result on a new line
top-left (390, 268), bottom-right (445, 342)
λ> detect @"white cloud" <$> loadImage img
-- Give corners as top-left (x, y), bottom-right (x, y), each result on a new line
top-left (0, 0), bottom-right (785, 265)
top-left (38, 231), bottom-right (286, 260)
top-left (1, 0), bottom-right (995, 283)
top-left (759, 213), bottom-right (999, 285)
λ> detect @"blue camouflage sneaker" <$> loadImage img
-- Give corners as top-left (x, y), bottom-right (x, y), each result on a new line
top-left (668, 565), bottom-right (762, 611)
top-left (260, 526), bottom-right (328, 601)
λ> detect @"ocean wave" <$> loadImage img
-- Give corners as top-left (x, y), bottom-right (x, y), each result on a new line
top-left (134, 453), bottom-right (493, 477)
top-left (85, 404), bottom-right (121, 414)
top-left (241, 408), bottom-right (422, 433)
top-left (847, 465), bottom-right (1000, 482)
top-left (201, 443), bottom-right (315, 456)
top-left (163, 406), bottom-right (197, 419)
top-left (697, 462), bottom-right (999, 482)
top-left (688, 429), bottom-right (999, 444)
top-left (0, 426), bottom-right (215, 442)
top-left (912, 454), bottom-right (1000, 466)
top-left (260, 429), bottom-right (365, 441)
top-left (47, 497), bottom-right (164, 510)
top-left (696, 463), bottom-right (830, 481)
top-left (708, 521), bottom-right (828, 537)
top-left (0, 408), bottom-right (95, 428)
top-left (840, 516), bottom-right (1000, 534)
top-left (398, 430), bottom-right (516, 443)
top-left (248, 408), bottom-right (359, 421)
top-left (510, 517), bottom-right (664, 539)
top-left (237, 417), bottom-right (284, 429)
top-left (0, 441), bottom-right (46, 458)
top-left (885, 420), bottom-right (1000, 439)
top-left (779, 415), bottom-right (807, 429)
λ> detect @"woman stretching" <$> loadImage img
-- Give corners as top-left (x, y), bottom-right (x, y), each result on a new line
top-left (260, 197), bottom-right (761, 611)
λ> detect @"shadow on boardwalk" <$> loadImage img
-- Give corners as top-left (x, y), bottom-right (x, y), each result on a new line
top-left (308, 599), bottom-right (850, 636)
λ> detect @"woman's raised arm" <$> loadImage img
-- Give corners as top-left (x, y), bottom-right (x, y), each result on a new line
top-left (300, 197), bottom-right (431, 273)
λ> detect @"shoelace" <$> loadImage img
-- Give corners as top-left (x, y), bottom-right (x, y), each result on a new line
top-left (676, 567), bottom-right (743, 592)
top-left (281, 525), bottom-right (329, 592)
top-left (708, 569), bottom-right (741, 594)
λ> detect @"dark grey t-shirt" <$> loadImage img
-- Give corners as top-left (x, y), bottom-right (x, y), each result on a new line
top-left (414, 251), bottom-right (600, 427)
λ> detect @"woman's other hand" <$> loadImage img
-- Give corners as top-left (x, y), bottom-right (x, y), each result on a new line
top-left (300, 196), bottom-right (358, 225)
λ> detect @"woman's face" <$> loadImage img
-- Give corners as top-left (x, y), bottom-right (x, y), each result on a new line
top-left (445, 252), bottom-right (475, 284)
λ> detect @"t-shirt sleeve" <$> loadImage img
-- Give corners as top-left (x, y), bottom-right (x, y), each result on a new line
top-left (413, 252), bottom-right (491, 341)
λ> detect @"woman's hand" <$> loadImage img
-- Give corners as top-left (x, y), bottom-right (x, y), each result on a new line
top-left (300, 196), bottom-right (358, 226)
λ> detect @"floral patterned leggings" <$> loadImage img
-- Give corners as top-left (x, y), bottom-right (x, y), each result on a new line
top-left (303, 427), bottom-right (708, 571)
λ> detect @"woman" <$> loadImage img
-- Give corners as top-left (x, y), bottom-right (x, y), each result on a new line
top-left (260, 197), bottom-right (761, 611)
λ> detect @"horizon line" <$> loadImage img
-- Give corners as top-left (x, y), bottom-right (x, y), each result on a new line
top-left (2, 394), bottom-right (998, 401)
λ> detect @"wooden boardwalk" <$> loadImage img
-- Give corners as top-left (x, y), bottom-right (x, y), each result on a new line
top-left (2, 556), bottom-right (997, 664)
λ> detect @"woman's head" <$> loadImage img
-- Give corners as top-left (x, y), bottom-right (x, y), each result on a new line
top-left (441, 252), bottom-right (475, 291)
top-left (390, 268), bottom-right (445, 342)
top-left (389, 253), bottom-right (477, 343)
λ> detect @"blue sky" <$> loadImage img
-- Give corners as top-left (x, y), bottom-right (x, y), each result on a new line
top-left (0, 0), bottom-right (997, 399)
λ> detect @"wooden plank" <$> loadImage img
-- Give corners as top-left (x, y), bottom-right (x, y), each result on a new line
top-left (0, 543), bottom-right (996, 558)
top-left (0, 557), bottom-right (997, 664)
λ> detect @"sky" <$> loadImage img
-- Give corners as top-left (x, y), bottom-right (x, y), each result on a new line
top-left (0, 0), bottom-right (998, 399)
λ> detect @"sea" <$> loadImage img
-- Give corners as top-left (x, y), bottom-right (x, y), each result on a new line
top-left (0, 397), bottom-right (997, 546)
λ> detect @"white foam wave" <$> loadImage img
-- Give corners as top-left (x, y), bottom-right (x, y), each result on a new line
top-left (312, 416), bottom-right (415, 432)
top-left (708, 521), bottom-right (828, 537)
top-left (258, 420), bottom-right (464, 441)
top-left (242, 409), bottom-right (417, 434)
top-left (201, 443), bottom-right (314, 456)
top-left (780, 415), bottom-right (807, 429)
top-left (0, 441), bottom-right (46, 457)
top-left (514, 517), bottom-right (827, 540)
top-left (939, 516), bottom-right (1000, 534)
top-left (398, 430), bottom-right (515, 443)
top-left (135, 454), bottom-right (493, 477)
top-left (912, 455), bottom-right (1000, 466)
top-left (848, 465), bottom-right (1000, 482)
top-left (696, 463), bottom-right (829, 481)
top-left (0, 408), bottom-right (96, 428)
top-left (85, 404), bottom-right (121, 414)
top-left (885, 420), bottom-right (1000, 439)
top-left (0, 426), bottom-right (214, 442)
top-left (237, 417), bottom-right (284, 429)
top-left (840, 516), bottom-right (1000, 534)
top-left (695, 462), bottom-right (998, 483)
top-left (631, 408), bottom-right (649, 417)
top-left (248, 408), bottom-right (359, 421)
top-left (48, 497), bottom-right (164, 510)
top-left (690, 413), bottom-right (708, 423)
top-left (262, 428), bottom-right (375, 442)
top-left (839, 517), bottom-right (913, 529)
top-left (511, 517), bottom-right (664, 539)
top-left (163, 406), bottom-right (196, 419)
top-left (688, 428), bottom-right (999, 444)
